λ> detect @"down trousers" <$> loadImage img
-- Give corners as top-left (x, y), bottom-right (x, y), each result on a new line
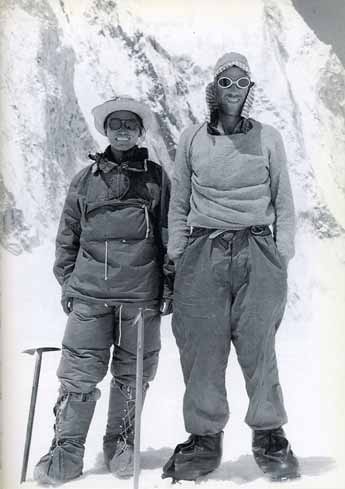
top-left (34, 301), bottom-right (160, 482)
top-left (172, 226), bottom-right (288, 436)
top-left (58, 300), bottom-right (161, 393)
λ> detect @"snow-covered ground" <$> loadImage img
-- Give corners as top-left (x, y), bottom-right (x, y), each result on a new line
top-left (2, 232), bottom-right (345, 489)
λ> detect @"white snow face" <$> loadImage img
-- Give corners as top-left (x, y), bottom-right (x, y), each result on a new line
top-left (1, 0), bottom-right (344, 253)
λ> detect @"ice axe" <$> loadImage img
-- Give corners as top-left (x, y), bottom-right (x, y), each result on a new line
top-left (20, 347), bottom-right (60, 483)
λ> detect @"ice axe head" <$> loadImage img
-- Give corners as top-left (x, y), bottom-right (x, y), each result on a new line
top-left (23, 347), bottom-right (61, 356)
top-left (20, 347), bottom-right (60, 483)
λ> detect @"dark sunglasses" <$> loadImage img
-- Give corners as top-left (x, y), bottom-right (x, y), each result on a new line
top-left (107, 118), bottom-right (140, 131)
top-left (217, 76), bottom-right (251, 89)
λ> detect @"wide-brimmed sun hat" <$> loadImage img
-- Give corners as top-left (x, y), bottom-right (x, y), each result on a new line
top-left (92, 96), bottom-right (154, 136)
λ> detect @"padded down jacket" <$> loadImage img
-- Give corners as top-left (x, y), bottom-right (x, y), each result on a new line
top-left (54, 145), bottom-right (170, 306)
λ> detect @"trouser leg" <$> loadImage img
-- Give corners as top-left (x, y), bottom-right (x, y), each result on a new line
top-left (173, 228), bottom-right (288, 434)
top-left (172, 235), bottom-right (231, 435)
top-left (163, 234), bottom-right (231, 480)
top-left (110, 305), bottom-right (161, 387)
top-left (104, 306), bottom-right (161, 469)
top-left (231, 231), bottom-right (288, 430)
top-left (34, 300), bottom-right (114, 483)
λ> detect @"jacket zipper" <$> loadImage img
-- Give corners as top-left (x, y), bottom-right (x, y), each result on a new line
top-left (104, 240), bottom-right (108, 280)
top-left (103, 204), bottom-right (148, 279)
top-left (143, 204), bottom-right (150, 239)
top-left (117, 304), bottom-right (123, 346)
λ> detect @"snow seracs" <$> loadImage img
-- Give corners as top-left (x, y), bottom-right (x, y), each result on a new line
top-left (1, 0), bottom-right (344, 255)
top-left (262, 0), bottom-right (345, 230)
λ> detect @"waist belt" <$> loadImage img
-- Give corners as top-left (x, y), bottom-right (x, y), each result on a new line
top-left (190, 225), bottom-right (271, 240)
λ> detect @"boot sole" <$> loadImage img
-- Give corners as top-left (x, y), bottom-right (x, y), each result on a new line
top-left (270, 470), bottom-right (301, 482)
top-left (162, 463), bottom-right (219, 482)
top-left (162, 456), bottom-right (221, 481)
top-left (33, 464), bottom-right (82, 485)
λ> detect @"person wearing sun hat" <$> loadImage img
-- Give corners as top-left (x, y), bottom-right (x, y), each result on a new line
top-left (33, 95), bottom-right (172, 484)
top-left (163, 52), bottom-right (299, 482)
top-left (92, 95), bottom-right (154, 135)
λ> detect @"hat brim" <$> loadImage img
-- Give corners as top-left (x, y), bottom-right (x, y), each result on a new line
top-left (92, 98), bottom-right (154, 136)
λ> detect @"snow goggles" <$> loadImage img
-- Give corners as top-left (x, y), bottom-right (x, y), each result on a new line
top-left (217, 76), bottom-right (251, 89)
top-left (107, 118), bottom-right (140, 131)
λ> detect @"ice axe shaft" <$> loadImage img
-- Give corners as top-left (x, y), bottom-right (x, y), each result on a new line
top-left (20, 347), bottom-right (60, 483)
top-left (133, 309), bottom-right (144, 489)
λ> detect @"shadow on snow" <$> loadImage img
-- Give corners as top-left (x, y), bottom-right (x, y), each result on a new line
top-left (84, 447), bottom-right (336, 484)
top-left (199, 454), bottom-right (337, 484)
top-left (83, 446), bottom-right (173, 477)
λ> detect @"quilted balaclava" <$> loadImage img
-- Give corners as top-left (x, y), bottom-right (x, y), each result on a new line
top-left (206, 52), bottom-right (255, 121)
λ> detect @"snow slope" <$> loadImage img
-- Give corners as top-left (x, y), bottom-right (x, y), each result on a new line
top-left (2, 237), bottom-right (345, 488)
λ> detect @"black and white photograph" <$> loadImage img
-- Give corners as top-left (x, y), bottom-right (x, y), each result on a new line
top-left (1, 1), bottom-right (345, 488)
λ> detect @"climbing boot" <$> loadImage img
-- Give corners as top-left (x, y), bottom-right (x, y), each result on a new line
top-left (252, 427), bottom-right (300, 481)
top-left (33, 388), bottom-right (100, 484)
top-left (162, 431), bottom-right (223, 482)
top-left (103, 379), bottom-right (148, 478)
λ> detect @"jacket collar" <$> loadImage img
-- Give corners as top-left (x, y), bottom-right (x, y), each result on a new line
top-left (207, 117), bottom-right (253, 135)
top-left (89, 146), bottom-right (149, 174)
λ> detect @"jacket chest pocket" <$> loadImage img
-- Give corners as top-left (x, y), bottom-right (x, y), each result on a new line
top-left (81, 199), bottom-right (152, 241)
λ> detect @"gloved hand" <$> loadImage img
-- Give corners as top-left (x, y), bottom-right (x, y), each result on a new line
top-left (61, 297), bottom-right (73, 315)
top-left (160, 299), bottom-right (173, 316)
top-left (162, 256), bottom-right (175, 311)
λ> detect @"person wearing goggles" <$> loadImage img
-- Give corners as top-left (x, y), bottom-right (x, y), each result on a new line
top-left (106, 116), bottom-right (141, 131)
top-left (217, 75), bottom-right (251, 89)
top-left (33, 96), bottom-right (172, 484)
top-left (164, 52), bottom-right (299, 483)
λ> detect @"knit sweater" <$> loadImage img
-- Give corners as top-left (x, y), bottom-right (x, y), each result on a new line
top-left (168, 119), bottom-right (295, 262)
